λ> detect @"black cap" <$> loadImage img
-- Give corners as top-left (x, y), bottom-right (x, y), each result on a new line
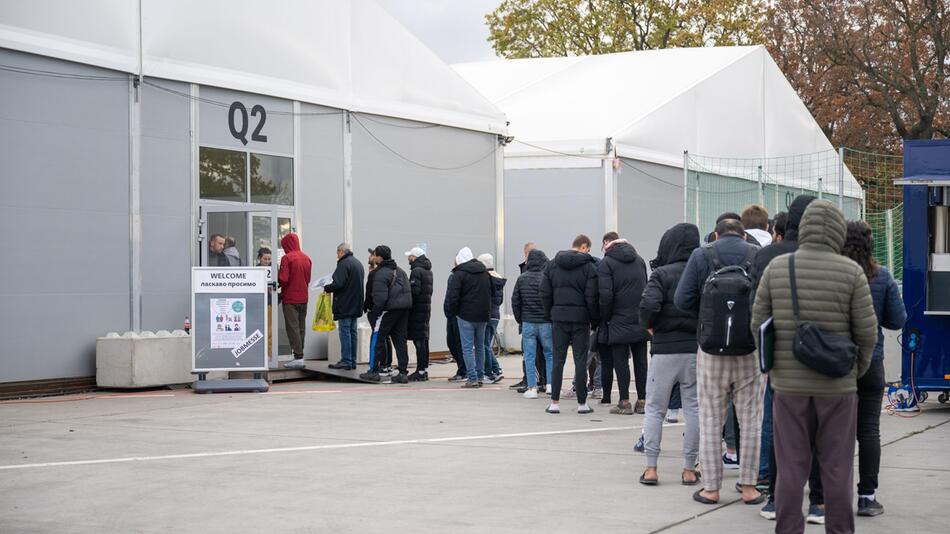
top-left (373, 245), bottom-right (391, 260)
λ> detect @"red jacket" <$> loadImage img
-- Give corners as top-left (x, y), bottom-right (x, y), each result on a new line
top-left (278, 233), bottom-right (312, 305)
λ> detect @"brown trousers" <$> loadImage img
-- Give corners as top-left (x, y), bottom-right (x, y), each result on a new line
top-left (282, 303), bottom-right (308, 357)
top-left (773, 391), bottom-right (857, 534)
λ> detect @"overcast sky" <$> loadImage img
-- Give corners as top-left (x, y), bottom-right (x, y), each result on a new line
top-left (376, 0), bottom-right (502, 64)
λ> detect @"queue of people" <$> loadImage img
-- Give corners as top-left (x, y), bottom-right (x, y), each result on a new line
top-left (241, 195), bottom-right (902, 534)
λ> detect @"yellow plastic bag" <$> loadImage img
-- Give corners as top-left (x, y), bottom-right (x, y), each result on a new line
top-left (312, 292), bottom-right (336, 332)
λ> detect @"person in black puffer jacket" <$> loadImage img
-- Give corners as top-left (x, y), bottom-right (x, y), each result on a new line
top-left (324, 243), bottom-right (365, 370)
top-left (405, 247), bottom-right (433, 381)
top-left (541, 234), bottom-right (599, 413)
top-left (512, 249), bottom-right (553, 397)
top-left (446, 247), bottom-right (492, 386)
top-left (638, 223), bottom-right (701, 485)
top-left (360, 245), bottom-right (413, 383)
top-left (597, 233), bottom-right (651, 414)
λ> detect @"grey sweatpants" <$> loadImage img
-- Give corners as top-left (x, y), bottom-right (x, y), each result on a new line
top-left (644, 353), bottom-right (699, 469)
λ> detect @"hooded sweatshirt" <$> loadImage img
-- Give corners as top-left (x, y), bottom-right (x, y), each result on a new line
top-left (223, 246), bottom-right (243, 266)
top-left (278, 233), bottom-right (312, 305)
top-left (639, 223), bottom-right (701, 354)
top-left (512, 249), bottom-right (550, 324)
top-left (752, 200), bottom-right (878, 395)
top-left (596, 239), bottom-right (650, 345)
top-left (541, 249), bottom-right (599, 324)
top-left (446, 251), bottom-right (492, 323)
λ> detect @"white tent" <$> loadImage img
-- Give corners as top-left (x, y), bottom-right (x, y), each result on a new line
top-left (0, 0), bottom-right (506, 134)
top-left (454, 46), bottom-right (861, 284)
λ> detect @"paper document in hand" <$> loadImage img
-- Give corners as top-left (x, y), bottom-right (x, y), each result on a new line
top-left (310, 274), bottom-right (333, 290)
top-left (759, 316), bottom-right (775, 373)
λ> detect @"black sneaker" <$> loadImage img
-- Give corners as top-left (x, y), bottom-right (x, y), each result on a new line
top-left (538, 384), bottom-right (547, 393)
top-left (359, 371), bottom-right (381, 382)
top-left (509, 379), bottom-right (526, 390)
top-left (390, 373), bottom-right (408, 384)
top-left (461, 380), bottom-right (480, 389)
top-left (857, 497), bottom-right (884, 517)
top-left (328, 362), bottom-right (350, 369)
top-left (407, 371), bottom-right (428, 382)
top-left (517, 385), bottom-right (529, 393)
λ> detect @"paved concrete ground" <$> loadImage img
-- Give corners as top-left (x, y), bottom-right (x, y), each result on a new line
top-left (1, 355), bottom-right (947, 533)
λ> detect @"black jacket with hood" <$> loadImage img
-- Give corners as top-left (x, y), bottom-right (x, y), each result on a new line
top-left (325, 251), bottom-right (365, 320)
top-left (408, 255), bottom-right (434, 340)
top-left (597, 240), bottom-right (650, 345)
top-left (541, 250), bottom-right (599, 324)
top-left (752, 195), bottom-right (817, 289)
top-left (640, 223), bottom-right (701, 354)
top-left (370, 258), bottom-right (411, 323)
top-left (512, 249), bottom-right (550, 324)
top-left (446, 259), bottom-right (492, 323)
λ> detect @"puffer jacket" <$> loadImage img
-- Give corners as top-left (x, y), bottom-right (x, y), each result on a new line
top-left (541, 250), bottom-right (598, 324)
top-left (597, 240), bottom-right (650, 345)
top-left (752, 200), bottom-right (878, 395)
top-left (325, 251), bottom-right (365, 320)
top-left (446, 259), bottom-right (492, 323)
top-left (512, 249), bottom-right (549, 324)
top-left (640, 223), bottom-right (701, 354)
top-left (488, 271), bottom-right (507, 321)
top-left (408, 255), bottom-right (434, 340)
top-left (868, 267), bottom-right (906, 360)
top-left (370, 258), bottom-right (412, 323)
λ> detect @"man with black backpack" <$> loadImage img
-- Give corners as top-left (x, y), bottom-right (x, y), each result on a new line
top-left (674, 218), bottom-right (765, 506)
top-left (359, 245), bottom-right (412, 384)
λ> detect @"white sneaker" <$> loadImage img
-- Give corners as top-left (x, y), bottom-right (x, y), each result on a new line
top-left (284, 359), bottom-right (305, 369)
top-left (523, 388), bottom-right (538, 399)
top-left (577, 403), bottom-right (594, 414)
top-left (666, 409), bottom-right (679, 423)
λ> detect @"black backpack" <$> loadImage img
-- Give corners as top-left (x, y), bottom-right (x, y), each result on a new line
top-left (698, 245), bottom-right (757, 355)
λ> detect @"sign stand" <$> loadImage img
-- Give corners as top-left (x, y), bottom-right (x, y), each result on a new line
top-left (191, 267), bottom-right (270, 393)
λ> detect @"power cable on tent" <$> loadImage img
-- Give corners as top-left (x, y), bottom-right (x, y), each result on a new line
top-left (141, 80), bottom-right (344, 117)
top-left (0, 63), bottom-right (128, 82)
top-left (354, 113), bottom-right (442, 129)
top-left (350, 113), bottom-right (498, 171)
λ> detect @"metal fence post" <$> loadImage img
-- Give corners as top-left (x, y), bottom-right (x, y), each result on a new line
top-left (885, 207), bottom-right (895, 274)
top-left (837, 147), bottom-right (845, 210)
top-left (818, 177), bottom-right (824, 200)
top-left (757, 165), bottom-right (764, 206)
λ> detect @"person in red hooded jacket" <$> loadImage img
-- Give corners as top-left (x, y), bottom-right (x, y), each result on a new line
top-left (278, 233), bottom-right (312, 368)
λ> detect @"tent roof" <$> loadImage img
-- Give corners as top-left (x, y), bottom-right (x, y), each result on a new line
top-left (453, 46), bottom-right (833, 162)
top-left (0, 0), bottom-right (507, 134)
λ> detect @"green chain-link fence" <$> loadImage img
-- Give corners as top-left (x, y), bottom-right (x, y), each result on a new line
top-left (685, 148), bottom-right (903, 281)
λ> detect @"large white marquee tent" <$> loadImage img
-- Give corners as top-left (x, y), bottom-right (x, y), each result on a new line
top-left (454, 45), bottom-right (861, 284)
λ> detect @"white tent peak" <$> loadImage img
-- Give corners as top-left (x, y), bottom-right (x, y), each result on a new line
top-left (0, 0), bottom-right (507, 134)
top-left (454, 45), bottom-right (841, 164)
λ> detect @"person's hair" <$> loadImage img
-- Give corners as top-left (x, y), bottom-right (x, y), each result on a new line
top-left (773, 212), bottom-right (788, 238)
top-left (523, 241), bottom-right (535, 253)
top-left (337, 242), bottom-right (351, 253)
top-left (572, 234), bottom-right (592, 249)
top-left (716, 212), bottom-right (742, 224)
top-left (843, 220), bottom-right (879, 281)
top-left (209, 233), bottom-right (224, 243)
top-left (715, 219), bottom-right (745, 237)
top-left (224, 236), bottom-right (236, 248)
top-left (602, 231), bottom-right (619, 243)
top-left (741, 204), bottom-right (769, 230)
top-left (257, 247), bottom-right (271, 258)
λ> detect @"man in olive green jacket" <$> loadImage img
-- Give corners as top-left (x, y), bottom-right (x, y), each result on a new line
top-left (752, 200), bottom-right (877, 534)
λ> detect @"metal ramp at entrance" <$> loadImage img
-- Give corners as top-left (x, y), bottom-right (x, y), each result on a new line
top-left (303, 360), bottom-right (387, 384)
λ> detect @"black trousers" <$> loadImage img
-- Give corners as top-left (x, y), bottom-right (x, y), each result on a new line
top-left (413, 339), bottom-right (430, 371)
top-left (447, 315), bottom-right (465, 376)
top-left (601, 342), bottom-right (648, 402)
top-left (857, 359), bottom-right (885, 495)
top-left (768, 421), bottom-right (825, 506)
top-left (551, 322), bottom-right (590, 404)
top-left (374, 310), bottom-right (409, 374)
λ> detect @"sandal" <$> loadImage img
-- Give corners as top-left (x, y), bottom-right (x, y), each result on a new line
top-left (681, 469), bottom-right (701, 486)
top-left (742, 492), bottom-right (766, 505)
top-left (692, 489), bottom-right (718, 505)
top-left (639, 470), bottom-right (658, 486)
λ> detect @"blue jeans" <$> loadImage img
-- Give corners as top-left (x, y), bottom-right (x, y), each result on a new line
top-left (522, 322), bottom-right (553, 388)
top-left (457, 317), bottom-right (487, 382)
top-left (483, 318), bottom-right (502, 376)
top-left (759, 382), bottom-right (773, 479)
top-left (337, 318), bottom-right (357, 367)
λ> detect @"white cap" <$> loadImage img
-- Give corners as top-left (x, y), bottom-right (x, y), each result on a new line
top-left (477, 253), bottom-right (494, 270)
top-left (405, 247), bottom-right (425, 258)
top-left (455, 247), bottom-right (474, 265)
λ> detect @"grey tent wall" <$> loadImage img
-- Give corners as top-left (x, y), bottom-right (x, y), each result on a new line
top-left (351, 114), bottom-right (497, 352)
top-left (140, 79), bottom-right (192, 335)
top-left (0, 49), bottom-right (131, 382)
top-left (503, 166), bottom-right (606, 313)
top-left (617, 158), bottom-right (684, 268)
top-left (298, 103), bottom-right (345, 359)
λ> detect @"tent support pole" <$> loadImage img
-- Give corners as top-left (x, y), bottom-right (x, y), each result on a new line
top-left (682, 151), bottom-right (689, 223)
top-left (495, 136), bottom-right (505, 276)
top-left (343, 111), bottom-right (353, 247)
top-left (838, 147), bottom-right (845, 210)
top-left (129, 76), bottom-right (142, 332)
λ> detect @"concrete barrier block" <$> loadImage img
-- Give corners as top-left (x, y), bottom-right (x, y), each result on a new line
top-left (96, 334), bottom-right (195, 388)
